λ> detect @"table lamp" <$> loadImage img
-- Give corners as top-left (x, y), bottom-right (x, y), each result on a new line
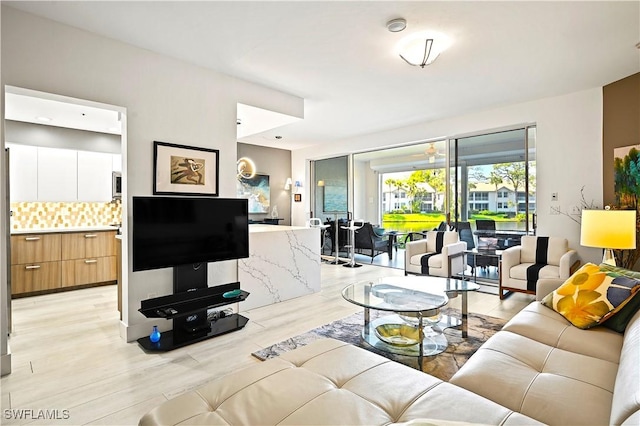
top-left (580, 209), bottom-right (637, 266)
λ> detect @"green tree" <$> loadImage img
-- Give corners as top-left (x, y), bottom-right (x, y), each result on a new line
top-left (469, 168), bottom-right (486, 182)
top-left (489, 171), bottom-right (503, 192)
top-left (383, 178), bottom-right (407, 211)
top-left (493, 162), bottom-right (526, 214)
top-left (615, 148), bottom-right (640, 208)
top-left (408, 169), bottom-right (446, 212)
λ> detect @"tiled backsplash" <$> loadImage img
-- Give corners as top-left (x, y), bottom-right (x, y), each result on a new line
top-left (10, 200), bottom-right (122, 230)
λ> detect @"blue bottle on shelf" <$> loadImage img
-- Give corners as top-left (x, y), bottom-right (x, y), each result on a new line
top-left (150, 325), bottom-right (161, 343)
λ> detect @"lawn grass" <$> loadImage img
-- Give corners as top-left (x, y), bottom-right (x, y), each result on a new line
top-left (382, 212), bottom-right (522, 233)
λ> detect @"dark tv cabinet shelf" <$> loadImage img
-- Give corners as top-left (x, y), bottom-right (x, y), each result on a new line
top-left (137, 281), bottom-right (250, 352)
top-left (137, 314), bottom-right (249, 352)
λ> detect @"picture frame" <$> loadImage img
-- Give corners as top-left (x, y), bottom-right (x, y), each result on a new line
top-left (294, 193), bottom-right (302, 202)
top-left (323, 185), bottom-right (348, 212)
top-left (153, 141), bottom-right (219, 196)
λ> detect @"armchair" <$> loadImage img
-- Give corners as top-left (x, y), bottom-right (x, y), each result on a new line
top-left (404, 231), bottom-right (466, 278)
top-left (499, 235), bottom-right (580, 299)
top-left (354, 222), bottom-right (392, 262)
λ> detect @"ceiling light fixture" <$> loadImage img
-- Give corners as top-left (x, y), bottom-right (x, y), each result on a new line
top-left (386, 18), bottom-right (406, 33)
top-left (397, 31), bottom-right (451, 68)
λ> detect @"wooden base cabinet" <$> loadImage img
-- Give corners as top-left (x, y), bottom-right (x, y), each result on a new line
top-left (11, 230), bottom-right (117, 297)
top-left (60, 230), bottom-right (117, 288)
top-left (62, 256), bottom-right (116, 287)
top-left (11, 234), bottom-right (61, 265)
top-left (11, 262), bottom-right (61, 294)
top-left (61, 231), bottom-right (116, 260)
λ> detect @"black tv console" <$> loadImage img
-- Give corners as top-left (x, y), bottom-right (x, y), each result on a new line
top-left (137, 282), bottom-right (250, 352)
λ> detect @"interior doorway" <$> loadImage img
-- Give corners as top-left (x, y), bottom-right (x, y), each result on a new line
top-left (1, 86), bottom-right (127, 376)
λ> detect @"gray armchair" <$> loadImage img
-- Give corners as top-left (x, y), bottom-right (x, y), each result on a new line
top-left (354, 222), bottom-right (391, 262)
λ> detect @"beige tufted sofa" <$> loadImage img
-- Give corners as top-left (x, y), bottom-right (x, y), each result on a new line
top-left (140, 281), bottom-right (640, 426)
top-left (450, 279), bottom-right (640, 426)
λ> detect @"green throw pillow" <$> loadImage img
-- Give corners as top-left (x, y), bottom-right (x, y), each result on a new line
top-left (541, 262), bottom-right (640, 330)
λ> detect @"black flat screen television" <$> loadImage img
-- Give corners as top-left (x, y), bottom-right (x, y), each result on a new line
top-left (132, 196), bottom-right (249, 272)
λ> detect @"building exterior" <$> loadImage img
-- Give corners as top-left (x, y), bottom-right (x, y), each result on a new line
top-left (382, 180), bottom-right (536, 216)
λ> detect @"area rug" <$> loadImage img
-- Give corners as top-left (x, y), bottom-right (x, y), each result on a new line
top-left (252, 308), bottom-right (506, 381)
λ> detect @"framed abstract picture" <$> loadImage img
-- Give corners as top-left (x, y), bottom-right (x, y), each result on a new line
top-left (237, 173), bottom-right (270, 213)
top-left (153, 141), bottom-right (219, 196)
top-left (323, 185), bottom-right (347, 212)
top-left (614, 144), bottom-right (640, 208)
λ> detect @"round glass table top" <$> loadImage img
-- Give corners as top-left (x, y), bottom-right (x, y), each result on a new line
top-left (341, 275), bottom-right (472, 313)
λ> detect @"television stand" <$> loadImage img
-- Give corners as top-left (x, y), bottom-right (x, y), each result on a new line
top-left (137, 282), bottom-right (249, 352)
top-left (137, 313), bottom-right (249, 352)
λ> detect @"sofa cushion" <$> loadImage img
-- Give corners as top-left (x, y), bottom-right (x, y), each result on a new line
top-left (541, 262), bottom-right (640, 329)
top-left (508, 263), bottom-right (562, 280)
top-left (140, 338), bottom-right (542, 426)
top-left (503, 301), bottom-right (623, 363)
top-left (610, 309), bottom-right (640, 425)
top-left (450, 301), bottom-right (625, 426)
top-left (450, 331), bottom-right (616, 426)
top-left (426, 231), bottom-right (458, 253)
top-left (410, 253), bottom-right (444, 269)
top-left (519, 236), bottom-right (568, 266)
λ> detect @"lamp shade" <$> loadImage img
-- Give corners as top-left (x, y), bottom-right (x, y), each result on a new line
top-left (396, 31), bottom-right (452, 68)
top-left (580, 209), bottom-right (637, 250)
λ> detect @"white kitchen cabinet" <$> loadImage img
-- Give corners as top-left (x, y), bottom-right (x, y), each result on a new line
top-left (6, 143), bottom-right (38, 201)
top-left (37, 147), bottom-right (77, 202)
top-left (78, 151), bottom-right (113, 201)
top-left (9, 145), bottom-right (117, 202)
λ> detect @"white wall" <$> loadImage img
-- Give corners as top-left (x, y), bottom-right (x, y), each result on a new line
top-left (352, 159), bottom-right (380, 225)
top-left (0, 7), bottom-right (303, 347)
top-left (6, 120), bottom-right (121, 154)
top-left (293, 88), bottom-right (605, 264)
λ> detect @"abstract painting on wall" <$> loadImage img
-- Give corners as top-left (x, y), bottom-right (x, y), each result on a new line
top-left (153, 141), bottom-right (219, 196)
top-left (237, 173), bottom-right (270, 213)
top-left (323, 185), bottom-right (347, 212)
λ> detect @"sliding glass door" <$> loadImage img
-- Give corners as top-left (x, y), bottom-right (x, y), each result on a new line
top-left (448, 127), bottom-right (536, 248)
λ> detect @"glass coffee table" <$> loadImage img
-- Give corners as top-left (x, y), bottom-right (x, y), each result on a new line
top-left (342, 276), bottom-right (480, 369)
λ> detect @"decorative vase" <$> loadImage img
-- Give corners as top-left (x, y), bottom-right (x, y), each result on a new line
top-left (150, 325), bottom-right (161, 343)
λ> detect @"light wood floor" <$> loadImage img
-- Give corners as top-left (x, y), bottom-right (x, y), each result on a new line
top-left (1, 263), bottom-right (534, 425)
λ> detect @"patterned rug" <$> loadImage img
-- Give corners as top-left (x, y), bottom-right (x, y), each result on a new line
top-left (252, 308), bottom-right (506, 381)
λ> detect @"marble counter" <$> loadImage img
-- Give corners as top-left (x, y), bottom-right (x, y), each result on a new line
top-left (239, 225), bottom-right (321, 310)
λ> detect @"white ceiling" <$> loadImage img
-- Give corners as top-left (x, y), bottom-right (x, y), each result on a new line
top-left (5, 1), bottom-right (639, 151)
top-left (5, 92), bottom-right (122, 135)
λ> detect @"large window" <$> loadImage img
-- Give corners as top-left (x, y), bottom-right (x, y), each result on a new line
top-left (449, 127), bottom-right (536, 233)
top-left (350, 127), bottom-right (536, 235)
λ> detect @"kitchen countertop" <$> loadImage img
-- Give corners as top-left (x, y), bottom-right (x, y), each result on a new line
top-left (249, 224), bottom-right (312, 233)
top-left (11, 225), bottom-right (119, 235)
